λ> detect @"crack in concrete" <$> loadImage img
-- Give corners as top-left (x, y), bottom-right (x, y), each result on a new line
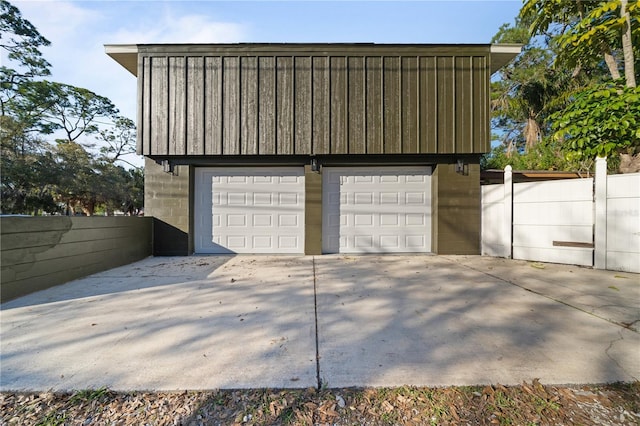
top-left (605, 331), bottom-right (638, 382)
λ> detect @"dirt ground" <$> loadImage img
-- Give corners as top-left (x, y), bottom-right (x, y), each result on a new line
top-left (1, 381), bottom-right (639, 425)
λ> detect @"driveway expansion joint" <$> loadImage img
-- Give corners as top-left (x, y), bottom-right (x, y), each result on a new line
top-left (312, 256), bottom-right (321, 390)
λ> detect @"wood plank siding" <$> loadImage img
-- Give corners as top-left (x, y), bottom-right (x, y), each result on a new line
top-left (136, 44), bottom-right (491, 156)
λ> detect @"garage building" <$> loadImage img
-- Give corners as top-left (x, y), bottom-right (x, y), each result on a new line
top-left (106, 43), bottom-right (519, 255)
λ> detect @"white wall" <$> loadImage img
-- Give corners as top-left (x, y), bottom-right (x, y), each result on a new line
top-left (605, 173), bottom-right (640, 273)
top-left (512, 178), bottom-right (593, 266)
top-left (481, 160), bottom-right (640, 272)
top-left (481, 181), bottom-right (509, 257)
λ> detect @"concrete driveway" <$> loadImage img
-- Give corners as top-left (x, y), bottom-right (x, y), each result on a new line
top-left (1, 255), bottom-right (638, 391)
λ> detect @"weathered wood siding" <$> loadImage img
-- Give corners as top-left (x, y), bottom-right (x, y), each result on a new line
top-left (137, 45), bottom-right (491, 157)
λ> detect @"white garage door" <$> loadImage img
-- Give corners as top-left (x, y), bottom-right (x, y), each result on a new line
top-left (195, 167), bottom-right (305, 254)
top-left (322, 166), bottom-right (432, 253)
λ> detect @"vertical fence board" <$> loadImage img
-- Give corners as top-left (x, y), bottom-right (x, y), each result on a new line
top-left (312, 56), bottom-right (330, 154)
top-left (139, 56), bottom-right (150, 155)
top-left (383, 56), bottom-right (400, 153)
top-left (472, 56), bottom-right (488, 153)
top-left (168, 57), bottom-right (186, 155)
top-left (365, 56), bottom-right (383, 154)
top-left (258, 56), bottom-right (276, 155)
top-left (348, 56), bottom-right (366, 154)
top-left (436, 56), bottom-right (454, 154)
top-left (187, 57), bottom-right (205, 155)
top-left (294, 57), bottom-right (312, 155)
top-left (401, 56), bottom-right (419, 153)
top-left (419, 56), bottom-right (437, 153)
top-left (222, 57), bottom-right (240, 155)
top-left (151, 56), bottom-right (168, 155)
top-left (277, 57), bottom-right (294, 154)
top-left (204, 57), bottom-right (222, 155)
top-left (330, 56), bottom-right (347, 154)
top-left (455, 56), bottom-right (473, 153)
top-left (240, 56), bottom-right (259, 155)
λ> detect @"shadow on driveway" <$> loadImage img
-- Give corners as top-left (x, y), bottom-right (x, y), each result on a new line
top-left (1, 255), bottom-right (638, 391)
top-left (315, 255), bottom-right (639, 387)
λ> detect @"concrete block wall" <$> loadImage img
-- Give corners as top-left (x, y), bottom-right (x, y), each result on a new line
top-left (0, 216), bottom-right (152, 302)
top-left (144, 158), bottom-right (191, 255)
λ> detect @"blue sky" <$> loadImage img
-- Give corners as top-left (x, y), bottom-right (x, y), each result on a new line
top-left (10, 0), bottom-right (522, 164)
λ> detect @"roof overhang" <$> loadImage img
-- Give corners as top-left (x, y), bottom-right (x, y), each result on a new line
top-left (105, 43), bottom-right (522, 78)
top-left (490, 44), bottom-right (522, 74)
top-left (105, 44), bottom-right (138, 76)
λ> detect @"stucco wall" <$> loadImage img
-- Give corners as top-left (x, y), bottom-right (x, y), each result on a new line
top-left (432, 161), bottom-right (481, 255)
top-left (0, 216), bottom-right (152, 302)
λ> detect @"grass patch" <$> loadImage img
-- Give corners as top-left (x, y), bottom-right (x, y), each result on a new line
top-left (2, 381), bottom-right (638, 425)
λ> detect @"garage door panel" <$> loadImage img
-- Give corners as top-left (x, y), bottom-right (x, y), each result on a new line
top-left (279, 193), bottom-right (299, 204)
top-left (380, 235), bottom-right (399, 248)
top-left (279, 214), bottom-right (299, 227)
top-left (227, 214), bottom-right (246, 227)
top-left (380, 192), bottom-right (399, 204)
top-left (195, 167), bottom-right (305, 254)
top-left (354, 214), bottom-right (373, 226)
top-left (322, 166), bottom-right (432, 254)
top-left (253, 215), bottom-right (271, 227)
top-left (279, 235), bottom-right (300, 249)
top-left (406, 213), bottom-right (424, 226)
top-left (252, 236), bottom-right (272, 249)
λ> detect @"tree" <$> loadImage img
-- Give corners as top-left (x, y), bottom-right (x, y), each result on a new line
top-left (19, 81), bottom-right (120, 143)
top-left (0, 1), bottom-right (143, 214)
top-left (522, 0), bottom-right (638, 87)
top-left (0, 0), bottom-right (50, 115)
top-left (489, 17), bottom-right (591, 157)
top-left (95, 163), bottom-right (144, 216)
top-left (551, 81), bottom-right (640, 167)
top-left (485, 0), bottom-right (639, 173)
top-left (0, 134), bottom-right (61, 214)
top-left (124, 167), bottom-right (144, 215)
top-left (53, 140), bottom-right (99, 215)
top-left (97, 115), bottom-right (137, 166)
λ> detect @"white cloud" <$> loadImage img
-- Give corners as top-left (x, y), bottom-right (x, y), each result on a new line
top-left (110, 13), bottom-right (248, 44)
top-left (4, 1), bottom-right (245, 167)
top-left (7, 0), bottom-right (249, 159)
top-left (13, 0), bottom-right (101, 44)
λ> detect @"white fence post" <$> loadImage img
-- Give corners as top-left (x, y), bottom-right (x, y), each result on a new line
top-left (504, 165), bottom-right (513, 259)
top-left (594, 157), bottom-right (607, 269)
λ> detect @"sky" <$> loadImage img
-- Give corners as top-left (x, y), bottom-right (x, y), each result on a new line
top-left (8, 0), bottom-right (523, 166)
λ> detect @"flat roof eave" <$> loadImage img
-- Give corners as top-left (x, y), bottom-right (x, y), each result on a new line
top-left (105, 44), bottom-right (138, 76)
top-left (105, 42), bottom-right (522, 78)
